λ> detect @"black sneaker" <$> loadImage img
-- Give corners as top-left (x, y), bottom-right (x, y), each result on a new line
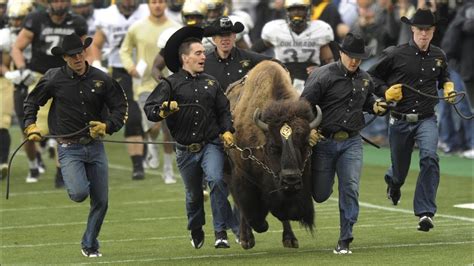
top-left (214, 231), bottom-right (230, 248)
top-left (333, 239), bottom-right (352, 254)
top-left (81, 247), bottom-right (102, 257)
top-left (191, 228), bottom-right (205, 249)
top-left (132, 169), bottom-right (145, 180)
top-left (417, 215), bottom-right (434, 232)
top-left (387, 186), bottom-right (401, 205)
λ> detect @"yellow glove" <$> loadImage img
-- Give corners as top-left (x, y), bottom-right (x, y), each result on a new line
top-left (385, 84), bottom-right (403, 102)
top-left (159, 101), bottom-right (179, 118)
top-left (24, 123), bottom-right (42, 142)
top-left (309, 129), bottom-right (322, 147)
top-left (443, 82), bottom-right (456, 104)
top-left (221, 131), bottom-right (235, 148)
top-left (373, 99), bottom-right (388, 115)
top-left (89, 121), bottom-right (107, 139)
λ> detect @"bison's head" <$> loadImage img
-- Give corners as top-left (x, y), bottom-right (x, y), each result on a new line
top-left (253, 100), bottom-right (321, 193)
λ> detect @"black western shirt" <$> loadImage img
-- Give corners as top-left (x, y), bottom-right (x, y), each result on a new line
top-left (368, 39), bottom-right (450, 115)
top-left (144, 69), bottom-right (234, 145)
top-left (204, 47), bottom-right (270, 92)
top-left (24, 64), bottom-right (128, 137)
top-left (301, 61), bottom-right (377, 134)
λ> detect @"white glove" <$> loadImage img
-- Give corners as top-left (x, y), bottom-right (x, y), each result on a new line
top-left (4, 70), bottom-right (23, 85)
top-left (20, 69), bottom-right (36, 86)
top-left (92, 60), bottom-right (108, 73)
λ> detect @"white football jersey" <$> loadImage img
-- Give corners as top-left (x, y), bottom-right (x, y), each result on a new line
top-left (0, 28), bottom-right (32, 61)
top-left (95, 4), bottom-right (149, 68)
top-left (261, 19), bottom-right (334, 65)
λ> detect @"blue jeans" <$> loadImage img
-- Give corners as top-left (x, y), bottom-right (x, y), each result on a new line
top-left (57, 141), bottom-right (108, 250)
top-left (311, 135), bottom-right (363, 242)
top-left (438, 69), bottom-right (474, 151)
top-left (175, 140), bottom-right (239, 234)
top-left (385, 115), bottom-right (439, 216)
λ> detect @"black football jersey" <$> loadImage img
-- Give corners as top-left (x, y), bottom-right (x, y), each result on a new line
top-left (23, 11), bottom-right (87, 74)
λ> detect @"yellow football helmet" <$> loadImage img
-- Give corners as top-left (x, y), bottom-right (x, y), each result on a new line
top-left (7, 2), bottom-right (33, 19)
top-left (181, 0), bottom-right (207, 26)
top-left (284, 0), bottom-right (311, 27)
top-left (203, 0), bottom-right (228, 22)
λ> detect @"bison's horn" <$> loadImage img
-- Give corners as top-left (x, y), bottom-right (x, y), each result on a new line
top-left (253, 108), bottom-right (269, 131)
top-left (309, 105), bottom-right (322, 129)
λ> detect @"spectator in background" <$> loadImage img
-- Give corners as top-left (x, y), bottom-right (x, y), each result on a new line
top-left (440, 0), bottom-right (474, 159)
top-left (352, 0), bottom-right (400, 146)
top-left (311, 0), bottom-right (350, 41)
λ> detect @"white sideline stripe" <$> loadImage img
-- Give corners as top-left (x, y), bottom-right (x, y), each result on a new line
top-left (329, 198), bottom-right (474, 222)
top-left (0, 199), bottom-right (182, 212)
top-left (3, 219), bottom-right (473, 247)
top-left (454, 203), bottom-right (474, 210)
top-left (74, 241), bottom-right (474, 265)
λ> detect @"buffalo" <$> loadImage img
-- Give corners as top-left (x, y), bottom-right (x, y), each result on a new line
top-left (225, 60), bottom-right (321, 249)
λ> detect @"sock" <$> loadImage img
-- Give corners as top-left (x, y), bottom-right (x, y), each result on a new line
top-left (164, 153), bottom-right (173, 171)
top-left (28, 157), bottom-right (39, 169)
top-left (131, 155), bottom-right (144, 171)
top-left (0, 129), bottom-right (11, 164)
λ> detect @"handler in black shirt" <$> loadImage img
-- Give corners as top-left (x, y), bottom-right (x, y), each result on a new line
top-left (203, 16), bottom-right (270, 92)
top-left (144, 26), bottom-right (239, 249)
top-left (23, 33), bottom-right (127, 258)
top-left (301, 33), bottom-right (387, 255)
top-left (368, 9), bottom-right (453, 232)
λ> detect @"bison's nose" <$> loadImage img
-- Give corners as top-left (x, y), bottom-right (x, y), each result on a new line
top-left (279, 170), bottom-right (302, 192)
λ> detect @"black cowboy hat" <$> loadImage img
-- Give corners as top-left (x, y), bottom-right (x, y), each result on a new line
top-left (51, 33), bottom-right (93, 56)
top-left (164, 26), bottom-right (204, 73)
top-left (338, 33), bottom-right (371, 59)
top-left (401, 8), bottom-right (438, 28)
top-left (203, 16), bottom-right (244, 37)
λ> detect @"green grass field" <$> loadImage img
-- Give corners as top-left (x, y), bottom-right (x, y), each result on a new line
top-left (1, 127), bottom-right (473, 265)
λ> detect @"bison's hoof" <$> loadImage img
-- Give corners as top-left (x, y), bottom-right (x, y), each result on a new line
top-left (252, 221), bottom-right (269, 233)
top-left (283, 238), bottom-right (299, 248)
top-left (241, 239), bottom-right (255, 249)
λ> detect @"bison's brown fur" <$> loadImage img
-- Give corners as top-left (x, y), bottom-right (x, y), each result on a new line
top-left (225, 60), bottom-right (316, 250)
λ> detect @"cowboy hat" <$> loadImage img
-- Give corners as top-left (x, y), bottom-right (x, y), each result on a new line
top-left (203, 16), bottom-right (244, 37)
top-left (51, 33), bottom-right (93, 56)
top-left (338, 33), bottom-right (371, 59)
top-left (164, 26), bottom-right (204, 73)
top-left (401, 8), bottom-right (438, 28)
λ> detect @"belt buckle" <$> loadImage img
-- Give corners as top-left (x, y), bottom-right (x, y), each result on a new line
top-left (188, 143), bottom-right (202, 153)
top-left (333, 131), bottom-right (349, 141)
top-left (405, 114), bottom-right (418, 123)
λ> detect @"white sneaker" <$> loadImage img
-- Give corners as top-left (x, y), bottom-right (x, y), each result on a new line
top-left (461, 149), bottom-right (474, 159)
top-left (26, 168), bottom-right (40, 183)
top-left (146, 143), bottom-right (160, 169)
top-left (163, 164), bottom-right (176, 184)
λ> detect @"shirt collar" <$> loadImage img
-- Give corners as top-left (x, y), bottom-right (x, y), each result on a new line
top-left (65, 61), bottom-right (91, 79)
top-left (213, 47), bottom-right (236, 62)
top-left (337, 60), bottom-right (360, 78)
top-left (178, 68), bottom-right (201, 79)
top-left (409, 38), bottom-right (431, 55)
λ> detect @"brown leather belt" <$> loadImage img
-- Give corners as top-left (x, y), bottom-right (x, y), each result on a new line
top-left (322, 130), bottom-right (358, 141)
top-left (57, 136), bottom-right (93, 145)
top-left (176, 141), bottom-right (207, 153)
top-left (390, 111), bottom-right (434, 123)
